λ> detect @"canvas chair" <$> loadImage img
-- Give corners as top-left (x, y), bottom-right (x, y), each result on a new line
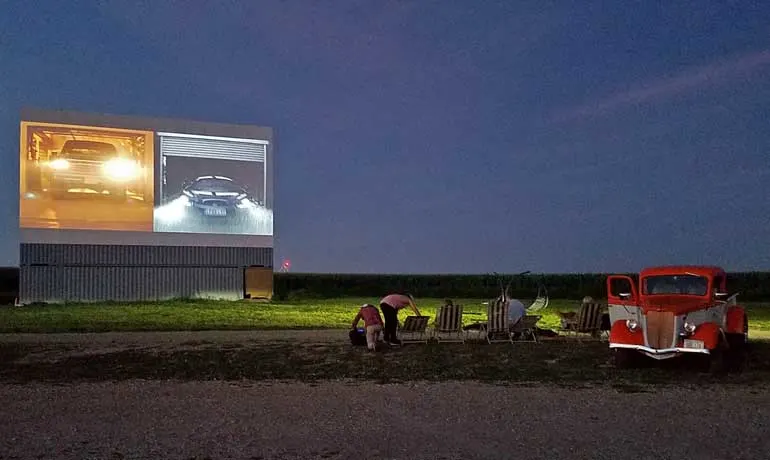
top-left (398, 315), bottom-right (431, 344)
top-left (560, 302), bottom-right (606, 340)
top-left (526, 284), bottom-right (549, 313)
top-left (479, 272), bottom-right (544, 343)
top-left (432, 303), bottom-right (466, 343)
top-left (511, 315), bottom-right (541, 343)
top-left (483, 296), bottom-right (513, 343)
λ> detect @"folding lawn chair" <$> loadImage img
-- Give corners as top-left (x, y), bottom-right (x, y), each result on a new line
top-left (511, 315), bottom-right (541, 343)
top-left (398, 315), bottom-right (431, 344)
top-left (482, 297), bottom-right (513, 344)
top-left (526, 284), bottom-right (549, 313)
top-left (561, 302), bottom-right (606, 340)
top-left (432, 303), bottom-right (466, 343)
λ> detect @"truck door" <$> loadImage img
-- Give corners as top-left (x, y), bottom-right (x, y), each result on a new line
top-left (607, 275), bottom-right (640, 326)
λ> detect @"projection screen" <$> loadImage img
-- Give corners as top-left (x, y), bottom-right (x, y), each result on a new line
top-left (19, 108), bottom-right (274, 248)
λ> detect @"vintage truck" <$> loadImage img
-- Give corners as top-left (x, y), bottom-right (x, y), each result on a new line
top-left (606, 266), bottom-right (748, 371)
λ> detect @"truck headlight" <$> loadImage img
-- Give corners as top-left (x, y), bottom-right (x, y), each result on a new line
top-left (49, 158), bottom-right (70, 170)
top-left (683, 321), bottom-right (697, 335)
top-left (626, 319), bottom-right (640, 331)
top-left (103, 158), bottom-right (139, 181)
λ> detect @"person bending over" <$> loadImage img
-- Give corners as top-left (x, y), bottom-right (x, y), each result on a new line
top-left (379, 293), bottom-right (421, 345)
top-left (351, 303), bottom-right (384, 351)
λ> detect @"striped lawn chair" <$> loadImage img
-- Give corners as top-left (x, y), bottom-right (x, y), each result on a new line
top-left (566, 302), bottom-right (606, 340)
top-left (511, 315), bottom-right (541, 343)
top-left (483, 297), bottom-right (513, 344)
top-left (433, 303), bottom-right (466, 343)
top-left (398, 315), bottom-right (431, 344)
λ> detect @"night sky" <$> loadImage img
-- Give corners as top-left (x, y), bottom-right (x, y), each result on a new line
top-left (2, 1), bottom-right (769, 273)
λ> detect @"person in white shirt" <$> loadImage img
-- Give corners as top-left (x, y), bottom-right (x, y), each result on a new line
top-left (508, 298), bottom-right (527, 326)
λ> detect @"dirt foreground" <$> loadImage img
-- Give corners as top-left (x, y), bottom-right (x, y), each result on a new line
top-left (1, 380), bottom-right (769, 460)
top-left (1, 330), bottom-right (769, 459)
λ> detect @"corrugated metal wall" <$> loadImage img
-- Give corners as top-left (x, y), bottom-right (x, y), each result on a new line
top-left (19, 244), bottom-right (273, 304)
top-left (21, 244), bottom-right (272, 267)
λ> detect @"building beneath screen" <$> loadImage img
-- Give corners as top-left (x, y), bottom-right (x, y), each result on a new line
top-left (18, 108), bottom-right (275, 303)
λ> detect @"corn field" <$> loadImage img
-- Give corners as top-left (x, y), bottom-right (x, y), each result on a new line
top-left (273, 272), bottom-right (770, 301)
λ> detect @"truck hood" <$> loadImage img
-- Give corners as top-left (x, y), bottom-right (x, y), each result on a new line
top-left (641, 296), bottom-right (713, 315)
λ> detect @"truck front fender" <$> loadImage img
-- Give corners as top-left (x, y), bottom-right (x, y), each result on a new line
top-left (690, 322), bottom-right (721, 350)
top-left (609, 320), bottom-right (644, 346)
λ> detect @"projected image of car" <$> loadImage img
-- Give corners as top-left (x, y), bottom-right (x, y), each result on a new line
top-left (48, 140), bottom-right (141, 199)
top-left (181, 176), bottom-right (258, 218)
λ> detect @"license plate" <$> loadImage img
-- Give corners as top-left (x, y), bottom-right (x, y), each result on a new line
top-left (683, 339), bottom-right (704, 349)
top-left (205, 208), bottom-right (227, 217)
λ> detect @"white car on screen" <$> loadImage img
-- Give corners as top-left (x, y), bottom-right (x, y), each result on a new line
top-left (181, 175), bottom-right (258, 218)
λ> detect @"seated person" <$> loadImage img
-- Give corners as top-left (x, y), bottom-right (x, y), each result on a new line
top-left (508, 298), bottom-right (527, 327)
top-left (463, 298), bottom-right (528, 331)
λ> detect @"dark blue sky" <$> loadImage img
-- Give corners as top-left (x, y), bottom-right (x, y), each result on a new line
top-left (2, 1), bottom-right (769, 273)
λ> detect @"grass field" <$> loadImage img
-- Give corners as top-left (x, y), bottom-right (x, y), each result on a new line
top-left (2, 298), bottom-right (769, 386)
top-left (0, 297), bottom-right (768, 335)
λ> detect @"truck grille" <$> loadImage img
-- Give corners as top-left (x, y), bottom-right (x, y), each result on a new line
top-left (201, 199), bottom-right (231, 207)
top-left (68, 159), bottom-right (103, 175)
top-left (54, 160), bottom-right (104, 181)
top-left (645, 311), bottom-right (675, 349)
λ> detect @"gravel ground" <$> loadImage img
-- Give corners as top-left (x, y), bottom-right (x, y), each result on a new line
top-left (1, 380), bottom-right (769, 460)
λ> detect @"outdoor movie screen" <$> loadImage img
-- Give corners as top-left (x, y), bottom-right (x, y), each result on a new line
top-left (153, 132), bottom-right (271, 236)
top-left (19, 118), bottom-right (273, 238)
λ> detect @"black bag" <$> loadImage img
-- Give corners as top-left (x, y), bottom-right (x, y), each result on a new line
top-left (349, 328), bottom-right (368, 346)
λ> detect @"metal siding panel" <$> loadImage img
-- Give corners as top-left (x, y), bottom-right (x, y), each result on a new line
top-left (19, 244), bottom-right (271, 303)
top-left (20, 266), bottom-right (245, 303)
top-left (21, 244), bottom-right (272, 267)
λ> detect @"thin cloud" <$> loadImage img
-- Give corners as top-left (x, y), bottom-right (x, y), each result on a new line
top-left (549, 50), bottom-right (770, 124)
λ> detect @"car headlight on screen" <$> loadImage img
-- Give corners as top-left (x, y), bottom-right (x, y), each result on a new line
top-left (49, 159), bottom-right (70, 170)
top-left (683, 321), bottom-right (697, 335)
top-left (236, 196), bottom-right (255, 209)
top-left (103, 158), bottom-right (140, 181)
top-left (626, 319), bottom-right (640, 332)
top-left (157, 196), bottom-right (190, 223)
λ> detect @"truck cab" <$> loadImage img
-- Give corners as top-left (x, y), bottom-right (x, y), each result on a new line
top-left (48, 140), bottom-right (141, 199)
top-left (606, 266), bottom-right (748, 370)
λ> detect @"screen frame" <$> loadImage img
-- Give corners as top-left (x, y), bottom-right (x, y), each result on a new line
top-left (19, 108), bottom-right (274, 248)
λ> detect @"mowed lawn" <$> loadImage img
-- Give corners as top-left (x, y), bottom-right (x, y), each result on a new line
top-left (0, 297), bottom-right (769, 335)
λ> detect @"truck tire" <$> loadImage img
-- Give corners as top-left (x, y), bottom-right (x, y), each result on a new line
top-left (50, 185), bottom-right (68, 200)
top-left (703, 338), bottom-right (728, 374)
top-left (726, 319), bottom-right (749, 372)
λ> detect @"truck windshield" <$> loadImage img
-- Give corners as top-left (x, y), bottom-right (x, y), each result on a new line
top-left (643, 275), bottom-right (708, 296)
top-left (60, 141), bottom-right (117, 160)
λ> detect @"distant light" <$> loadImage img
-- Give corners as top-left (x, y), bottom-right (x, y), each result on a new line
top-left (24, 192), bottom-right (37, 199)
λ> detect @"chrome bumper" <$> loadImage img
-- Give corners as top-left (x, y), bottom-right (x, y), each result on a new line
top-left (610, 343), bottom-right (710, 359)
